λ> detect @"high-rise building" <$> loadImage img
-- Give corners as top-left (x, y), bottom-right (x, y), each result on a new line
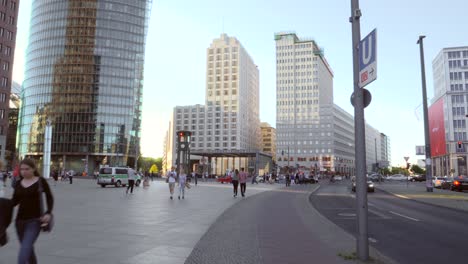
top-left (168, 34), bottom-right (263, 174)
top-left (18, 0), bottom-right (152, 174)
top-left (260, 122), bottom-right (276, 161)
top-left (0, 0), bottom-right (19, 164)
top-left (275, 32), bottom-right (388, 174)
top-left (205, 34), bottom-right (260, 150)
top-left (5, 81), bottom-right (20, 168)
top-left (430, 47), bottom-right (468, 176)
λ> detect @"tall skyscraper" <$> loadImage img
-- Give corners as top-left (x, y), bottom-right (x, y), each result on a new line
top-left (275, 32), bottom-right (388, 174)
top-left (168, 34), bottom-right (263, 174)
top-left (0, 0), bottom-right (19, 164)
top-left (18, 0), bottom-right (152, 174)
top-left (205, 34), bottom-right (260, 150)
top-left (430, 47), bottom-right (468, 176)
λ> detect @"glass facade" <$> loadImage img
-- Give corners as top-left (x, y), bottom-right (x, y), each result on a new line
top-left (18, 0), bottom-right (152, 173)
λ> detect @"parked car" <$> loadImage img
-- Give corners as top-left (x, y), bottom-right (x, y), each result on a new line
top-left (351, 178), bottom-right (375, 192)
top-left (409, 174), bottom-right (426, 182)
top-left (369, 174), bottom-right (384, 182)
top-left (387, 174), bottom-right (408, 181)
top-left (432, 177), bottom-right (447, 189)
top-left (334, 175), bottom-right (343, 181)
top-left (216, 175), bottom-right (232, 184)
top-left (441, 178), bottom-right (453, 190)
top-left (450, 176), bottom-right (468, 192)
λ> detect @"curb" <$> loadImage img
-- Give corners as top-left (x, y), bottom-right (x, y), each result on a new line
top-left (375, 187), bottom-right (468, 214)
top-left (307, 185), bottom-right (399, 264)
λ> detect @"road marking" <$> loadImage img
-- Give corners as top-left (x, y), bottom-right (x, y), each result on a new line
top-left (338, 213), bottom-right (356, 217)
top-left (368, 237), bottom-right (378, 243)
top-left (394, 194), bottom-right (410, 200)
top-left (369, 208), bottom-right (391, 219)
top-left (389, 211), bottom-right (420, 222)
top-left (368, 202), bottom-right (376, 206)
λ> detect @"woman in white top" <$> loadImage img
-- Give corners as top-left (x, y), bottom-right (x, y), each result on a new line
top-left (167, 167), bottom-right (177, 200)
top-left (178, 168), bottom-right (187, 200)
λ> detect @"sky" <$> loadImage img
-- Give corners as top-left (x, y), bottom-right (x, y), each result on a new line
top-left (12, 0), bottom-right (468, 167)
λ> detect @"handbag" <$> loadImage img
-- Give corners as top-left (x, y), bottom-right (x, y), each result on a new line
top-left (38, 178), bottom-right (54, 232)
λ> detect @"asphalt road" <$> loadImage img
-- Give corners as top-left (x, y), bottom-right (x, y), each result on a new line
top-left (310, 180), bottom-right (468, 264)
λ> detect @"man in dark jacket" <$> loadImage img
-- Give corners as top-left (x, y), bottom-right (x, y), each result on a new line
top-left (0, 197), bottom-right (13, 246)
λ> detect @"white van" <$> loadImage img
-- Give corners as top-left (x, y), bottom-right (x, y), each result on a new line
top-left (97, 167), bottom-right (141, 188)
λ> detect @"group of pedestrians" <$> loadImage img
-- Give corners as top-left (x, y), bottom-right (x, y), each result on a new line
top-left (166, 166), bottom-right (190, 200)
top-left (229, 168), bottom-right (248, 198)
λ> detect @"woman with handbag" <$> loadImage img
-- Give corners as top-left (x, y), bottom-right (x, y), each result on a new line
top-left (11, 158), bottom-right (54, 264)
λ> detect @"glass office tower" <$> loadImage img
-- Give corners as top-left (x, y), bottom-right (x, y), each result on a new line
top-left (18, 0), bottom-right (152, 174)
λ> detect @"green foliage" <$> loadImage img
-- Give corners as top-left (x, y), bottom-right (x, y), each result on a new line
top-left (381, 167), bottom-right (391, 175)
top-left (138, 157), bottom-right (161, 172)
top-left (391, 167), bottom-right (406, 175)
top-left (411, 164), bottom-right (425, 174)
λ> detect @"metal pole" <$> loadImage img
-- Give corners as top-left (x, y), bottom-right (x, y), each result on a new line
top-left (417, 36), bottom-right (433, 192)
top-left (287, 146), bottom-right (290, 167)
top-left (350, 0), bottom-right (369, 260)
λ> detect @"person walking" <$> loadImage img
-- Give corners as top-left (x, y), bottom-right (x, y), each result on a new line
top-left (251, 172), bottom-right (258, 184)
top-left (239, 168), bottom-right (248, 197)
top-left (191, 171), bottom-right (198, 186)
top-left (166, 167), bottom-right (177, 199)
top-left (231, 169), bottom-right (239, 198)
top-left (286, 173), bottom-right (291, 187)
top-left (126, 168), bottom-right (136, 194)
top-left (52, 170), bottom-right (58, 187)
top-left (11, 158), bottom-right (54, 264)
top-left (67, 170), bottom-right (74, 184)
top-left (178, 168), bottom-right (187, 200)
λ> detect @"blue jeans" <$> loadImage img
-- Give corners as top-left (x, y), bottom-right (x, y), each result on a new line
top-left (16, 219), bottom-right (41, 264)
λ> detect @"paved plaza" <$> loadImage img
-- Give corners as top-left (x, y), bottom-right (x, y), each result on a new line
top-left (1, 178), bottom-right (281, 264)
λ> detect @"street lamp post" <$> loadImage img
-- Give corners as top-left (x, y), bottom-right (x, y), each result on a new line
top-left (417, 35), bottom-right (433, 192)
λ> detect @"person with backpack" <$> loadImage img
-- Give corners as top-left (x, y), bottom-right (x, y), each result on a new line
top-left (11, 158), bottom-right (54, 264)
top-left (178, 167), bottom-right (187, 200)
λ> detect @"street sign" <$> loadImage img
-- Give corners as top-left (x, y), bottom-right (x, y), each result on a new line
top-left (404, 156), bottom-right (410, 162)
top-left (359, 29), bottom-right (377, 88)
top-left (415, 146), bottom-right (425, 155)
top-left (350, 88), bottom-right (372, 108)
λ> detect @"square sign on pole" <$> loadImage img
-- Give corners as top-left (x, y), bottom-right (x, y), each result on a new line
top-left (359, 29), bottom-right (377, 88)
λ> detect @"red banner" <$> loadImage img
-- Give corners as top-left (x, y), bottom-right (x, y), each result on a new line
top-left (429, 98), bottom-right (446, 157)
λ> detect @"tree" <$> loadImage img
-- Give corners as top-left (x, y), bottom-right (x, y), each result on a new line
top-left (391, 167), bottom-right (405, 175)
top-left (411, 164), bottom-right (425, 174)
top-left (154, 158), bottom-right (163, 173)
top-left (381, 167), bottom-right (391, 175)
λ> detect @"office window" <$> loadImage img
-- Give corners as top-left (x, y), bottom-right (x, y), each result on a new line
top-left (1, 77), bottom-right (7, 87)
top-left (8, 16), bottom-right (13, 24)
top-left (0, 12), bottom-right (4, 21)
top-left (3, 62), bottom-right (8, 71)
top-left (0, 109), bottom-right (4, 119)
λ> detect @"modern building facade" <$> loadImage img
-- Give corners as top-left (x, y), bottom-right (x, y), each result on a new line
top-left (18, 0), bottom-right (152, 174)
top-left (260, 122), bottom-right (276, 161)
top-left (275, 32), bottom-right (389, 174)
top-left (430, 47), bottom-right (468, 177)
top-left (0, 0), bottom-right (19, 165)
top-left (5, 81), bottom-right (20, 168)
top-left (167, 34), bottom-right (265, 175)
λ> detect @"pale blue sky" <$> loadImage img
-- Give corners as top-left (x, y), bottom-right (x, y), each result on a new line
top-left (13, 0), bottom-right (468, 166)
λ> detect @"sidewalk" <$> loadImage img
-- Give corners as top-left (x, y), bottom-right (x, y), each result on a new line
top-left (186, 184), bottom-right (395, 264)
top-left (0, 178), bottom-right (281, 264)
top-left (375, 182), bottom-right (468, 212)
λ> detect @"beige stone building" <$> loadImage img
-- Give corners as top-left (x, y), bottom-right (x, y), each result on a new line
top-left (260, 122), bottom-right (276, 161)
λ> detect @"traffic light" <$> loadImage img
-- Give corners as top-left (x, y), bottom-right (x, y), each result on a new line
top-left (457, 141), bottom-right (463, 149)
top-left (406, 162), bottom-right (411, 170)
